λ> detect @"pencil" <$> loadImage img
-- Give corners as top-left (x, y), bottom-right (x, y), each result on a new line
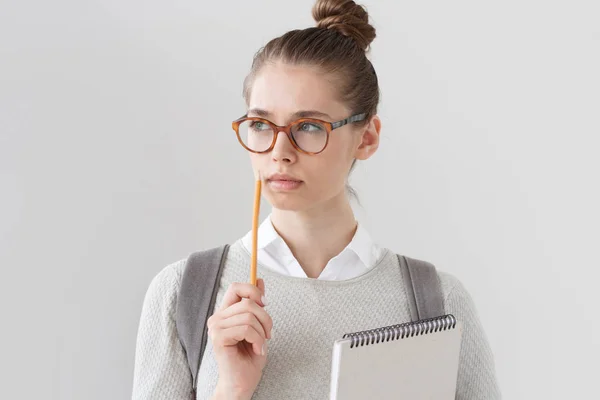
top-left (250, 172), bottom-right (261, 286)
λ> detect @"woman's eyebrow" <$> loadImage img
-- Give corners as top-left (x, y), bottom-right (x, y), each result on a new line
top-left (293, 110), bottom-right (332, 120)
top-left (247, 108), bottom-right (333, 121)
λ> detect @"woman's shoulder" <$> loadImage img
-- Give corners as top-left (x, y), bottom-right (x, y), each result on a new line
top-left (436, 270), bottom-right (467, 299)
top-left (143, 244), bottom-right (236, 304)
top-left (435, 269), bottom-right (480, 316)
top-left (142, 258), bottom-right (187, 306)
top-left (389, 250), bottom-right (473, 305)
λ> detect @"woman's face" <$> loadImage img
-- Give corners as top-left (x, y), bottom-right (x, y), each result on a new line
top-left (246, 61), bottom-right (379, 212)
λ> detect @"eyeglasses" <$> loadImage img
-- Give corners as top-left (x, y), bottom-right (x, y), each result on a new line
top-left (231, 113), bottom-right (367, 155)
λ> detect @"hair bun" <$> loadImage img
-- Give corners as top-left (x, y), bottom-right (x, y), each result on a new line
top-left (312, 0), bottom-right (376, 51)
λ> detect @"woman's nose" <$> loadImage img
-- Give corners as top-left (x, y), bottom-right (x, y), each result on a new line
top-left (271, 131), bottom-right (297, 163)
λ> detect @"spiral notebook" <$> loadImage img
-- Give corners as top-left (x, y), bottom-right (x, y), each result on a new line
top-left (329, 314), bottom-right (463, 400)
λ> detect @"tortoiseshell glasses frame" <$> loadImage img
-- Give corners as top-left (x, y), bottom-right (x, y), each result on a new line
top-left (231, 113), bottom-right (367, 155)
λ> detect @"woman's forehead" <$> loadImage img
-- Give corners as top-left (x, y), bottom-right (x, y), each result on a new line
top-left (249, 62), bottom-right (348, 121)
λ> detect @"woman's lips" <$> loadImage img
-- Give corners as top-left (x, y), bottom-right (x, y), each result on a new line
top-left (267, 179), bottom-right (303, 191)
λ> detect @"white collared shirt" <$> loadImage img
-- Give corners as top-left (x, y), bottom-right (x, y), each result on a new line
top-left (241, 214), bottom-right (383, 281)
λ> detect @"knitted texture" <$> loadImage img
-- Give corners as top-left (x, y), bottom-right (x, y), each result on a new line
top-left (132, 240), bottom-right (501, 399)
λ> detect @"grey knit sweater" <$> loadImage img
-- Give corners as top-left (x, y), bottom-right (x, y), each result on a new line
top-left (132, 240), bottom-right (501, 399)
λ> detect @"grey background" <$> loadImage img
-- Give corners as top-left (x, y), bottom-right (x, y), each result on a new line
top-left (1, 0), bottom-right (599, 398)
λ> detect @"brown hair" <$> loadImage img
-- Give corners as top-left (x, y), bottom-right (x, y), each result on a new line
top-left (242, 0), bottom-right (380, 124)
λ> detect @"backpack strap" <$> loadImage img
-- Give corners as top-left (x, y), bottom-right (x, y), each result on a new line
top-left (398, 255), bottom-right (445, 321)
top-left (176, 244), bottom-right (230, 393)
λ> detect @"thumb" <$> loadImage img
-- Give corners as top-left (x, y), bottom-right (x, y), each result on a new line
top-left (257, 278), bottom-right (266, 296)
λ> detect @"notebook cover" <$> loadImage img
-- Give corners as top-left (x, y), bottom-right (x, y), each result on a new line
top-left (330, 321), bottom-right (463, 400)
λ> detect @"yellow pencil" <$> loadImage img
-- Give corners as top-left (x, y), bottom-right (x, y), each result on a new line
top-left (250, 172), bottom-right (262, 286)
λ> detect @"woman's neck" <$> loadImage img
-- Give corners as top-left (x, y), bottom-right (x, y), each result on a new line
top-left (270, 193), bottom-right (357, 279)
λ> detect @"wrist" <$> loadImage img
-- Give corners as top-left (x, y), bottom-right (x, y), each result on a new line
top-left (212, 382), bottom-right (253, 400)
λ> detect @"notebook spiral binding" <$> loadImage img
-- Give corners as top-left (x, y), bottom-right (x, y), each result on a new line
top-left (343, 314), bottom-right (457, 348)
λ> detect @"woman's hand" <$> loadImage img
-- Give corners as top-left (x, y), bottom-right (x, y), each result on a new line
top-left (208, 279), bottom-right (273, 400)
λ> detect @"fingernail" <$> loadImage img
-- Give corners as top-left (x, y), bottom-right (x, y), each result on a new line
top-left (261, 295), bottom-right (267, 306)
top-left (261, 343), bottom-right (266, 356)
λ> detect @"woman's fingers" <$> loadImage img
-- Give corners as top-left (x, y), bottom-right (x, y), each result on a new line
top-left (218, 299), bottom-right (273, 339)
top-left (215, 312), bottom-right (268, 341)
top-left (212, 325), bottom-right (266, 356)
top-left (219, 282), bottom-right (266, 310)
top-left (208, 280), bottom-right (272, 347)
top-left (257, 278), bottom-right (265, 299)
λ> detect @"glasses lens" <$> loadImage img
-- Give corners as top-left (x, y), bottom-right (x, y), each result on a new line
top-left (291, 121), bottom-right (328, 153)
top-left (238, 120), bottom-right (274, 152)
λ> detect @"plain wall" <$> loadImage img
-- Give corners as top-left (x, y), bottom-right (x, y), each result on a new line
top-left (1, 0), bottom-right (598, 398)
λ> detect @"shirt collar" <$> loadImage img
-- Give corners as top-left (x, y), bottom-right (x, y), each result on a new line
top-left (242, 213), bottom-right (379, 270)
top-left (241, 214), bottom-right (281, 252)
top-left (346, 222), bottom-right (380, 270)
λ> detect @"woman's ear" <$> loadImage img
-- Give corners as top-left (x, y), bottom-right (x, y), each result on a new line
top-left (354, 115), bottom-right (381, 161)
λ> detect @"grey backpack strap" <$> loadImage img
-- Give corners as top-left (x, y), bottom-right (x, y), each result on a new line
top-left (176, 244), bottom-right (230, 393)
top-left (398, 255), bottom-right (444, 321)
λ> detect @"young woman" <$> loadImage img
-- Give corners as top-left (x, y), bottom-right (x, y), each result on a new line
top-left (132, 0), bottom-right (501, 399)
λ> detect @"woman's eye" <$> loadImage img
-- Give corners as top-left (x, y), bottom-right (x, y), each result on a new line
top-left (250, 121), bottom-right (269, 131)
top-left (299, 123), bottom-right (322, 132)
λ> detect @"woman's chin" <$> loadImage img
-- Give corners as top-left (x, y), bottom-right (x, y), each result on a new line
top-left (264, 187), bottom-right (346, 212)
top-left (264, 193), bottom-right (310, 212)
